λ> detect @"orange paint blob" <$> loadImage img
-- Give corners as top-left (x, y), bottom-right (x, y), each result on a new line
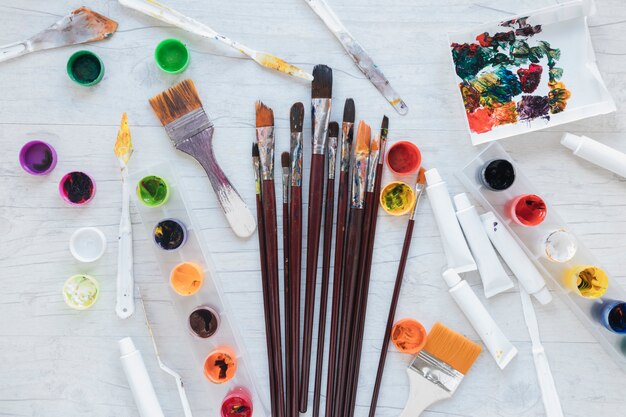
top-left (492, 101), bottom-right (518, 126)
top-left (204, 348), bottom-right (237, 384)
top-left (391, 318), bottom-right (427, 354)
top-left (170, 262), bottom-right (204, 296)
top-left (467, 107), bottom-right (495, 134)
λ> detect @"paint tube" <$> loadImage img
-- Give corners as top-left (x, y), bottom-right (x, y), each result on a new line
top-left (425, 168), bottom-right (476, 273)
top-left (561, 133), bottom-right (626, 179)
top-left (442, 268), bottom-right (518, 369)
top-left (454, 193), bottom-right (513, 298)
top-left (480, 212), bottom-right (552, 305)
top-left (119, 337), bottom-right (165, 417)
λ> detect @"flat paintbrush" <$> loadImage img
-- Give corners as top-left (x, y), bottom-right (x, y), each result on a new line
top-left (325, 99), bottom-right (354, 417)
top-left (289, 103), bottom-right (304, 417)
top-left (149, 80), bottom-right (256, 238)
top-left (300, 64), bottom-right (333, 412)
top-left (312, 122), bottom-right (339, 417)
top-left (369, 168), bottom-right (426, 417)
top-left (256, 103), bottom-right (285, 417)
top-left (280, 151), bottom-right (292, 417)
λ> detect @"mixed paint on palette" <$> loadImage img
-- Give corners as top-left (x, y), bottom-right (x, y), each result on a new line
top-left (451, 17), bottom-right (571, 135)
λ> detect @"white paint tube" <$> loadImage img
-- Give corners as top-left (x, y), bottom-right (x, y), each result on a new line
top-left (425, 168), bottom-right (476, 273)
top-left (480, 212), bottom-right (552, 305)
top-left (561, 133), bottom-right (626, 179)
top-left (454, 193), bottom-right (513, 298)
top-left (442, 268), bottom-right (518, 369)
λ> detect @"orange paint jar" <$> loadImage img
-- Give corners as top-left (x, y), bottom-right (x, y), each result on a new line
top-left (170, 262), bottom-right (204, 296)
top-left (204, 348), bottom-right (237, 384)
top-left (391, 318), bottom-right (427, 354)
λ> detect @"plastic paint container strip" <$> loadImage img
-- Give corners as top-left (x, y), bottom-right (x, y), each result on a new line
top-left (59, 171), bottom-right (96, 205)
top-left (386, 141), bottom-right (421, 176)
top-left (67, 50), bottom-right (105, 86)
top-left (19, 140), bottom-right (57, 175)
top-left (170, 262), bottom-right (204, 296)
top-left (69, 227), bottom-right (107, 262)
top-left (380, 181), bottom-right (416, 216)
top-left (204, 348), bottom-right (237, 384)
top-left (480, 159), bottom-right (516, 191)
top-left (510, 194), bottom-right (547, 227)
top-left (155, 38), bottom-right (190, 74)
top-left (391, 318), bottom-right (427, 354)
top-left (137, 175), bottom-right (170, 207)
top-left (189, 305), bottom-right (220, 339)
top-left (221, 387), bottom-right (253, 417)
top-left (563, 265), bottom-right (609, 299)
top-left (153, 218), bottom-right (187, 251)
top-left (63, 274), bottom-right (100, 310)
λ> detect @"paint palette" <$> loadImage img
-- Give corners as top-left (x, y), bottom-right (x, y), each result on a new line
top-left (458, 142), bottom-right (626, 371)
top-left (128, 161), bottom-right (268, 417)
top-left (448, 0), bottom-right (615, 145)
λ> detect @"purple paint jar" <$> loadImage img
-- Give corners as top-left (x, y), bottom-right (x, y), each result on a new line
top-left (19, 140), bottom-right (57, 175)
top-left (59, 171), bottom-right (96, 205)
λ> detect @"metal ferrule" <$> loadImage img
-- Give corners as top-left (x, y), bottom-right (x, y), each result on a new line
top-left (409, 183), bottom-right (425, 220)
top-left (311, 98), bottom-right (331, 155)
top-left (366, 136), bottom-right (381, 193)
top-left (327, 134), bottom-right (338, 180)
top-left (252, 157), bottom-right (262, 195)
top-left (409, 350), bottom-right (464, 394)
top-left (378, 134), bottom-right (388, 165)
top-left (282, 168), bottom-right (290, 203)
top-left (340, 122), bottom-right (353, 172)
top-left (165, 108), bottom-right (213, 145)
top-left (290, 131), bottom-right (303, 186)
top-left (350, 152), bottom-right (369, 209)
top-left (256, 126), bottom-right (275, 181)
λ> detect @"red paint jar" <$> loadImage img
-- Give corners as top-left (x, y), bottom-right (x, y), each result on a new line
top-left (386, 141), bottom-right (421, 176)
top-left (510, 194), bottom-right (547, 226)
top-left (221, 387), bottom-right (253, 417)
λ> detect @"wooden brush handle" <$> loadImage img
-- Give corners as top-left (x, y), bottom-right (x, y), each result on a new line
top-left (282, 199), bottom-right (292, 417)
top-left (300, 153), bottom-right (325, 411)
top-left (289, 185), bottom-right (302, 417)
top-left (400, 368), bottom-right (451, 417)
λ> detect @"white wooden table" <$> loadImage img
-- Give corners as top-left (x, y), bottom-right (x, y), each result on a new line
top-left (1, 0), bottom-right (625, 416)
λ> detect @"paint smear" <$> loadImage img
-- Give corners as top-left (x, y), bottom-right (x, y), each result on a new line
top-left (517, 63), bottom-right (543, 93)
top-left (468, 107), bottom-right (496, 134)
top-left (548, 81), bottom-right (571, 114)
top-left (493, 101), bottom-right (518, 126)
top-left (517, 95), bottom-right (550, 121)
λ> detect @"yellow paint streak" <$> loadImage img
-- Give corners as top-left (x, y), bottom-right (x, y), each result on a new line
top-left (114, 112), bottom-right (133, 165)
top-left (256, 52), bottom-right (313, 81)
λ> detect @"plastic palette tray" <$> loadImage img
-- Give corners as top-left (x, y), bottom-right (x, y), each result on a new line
top-left (457, 142), bottom-right (626, 371)
top-left (128, 161), bottom-right (268, 416)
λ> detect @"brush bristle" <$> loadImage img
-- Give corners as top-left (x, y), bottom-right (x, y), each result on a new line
top-left (355, 121), bottom-right (371, 153)
top-left (424, 322), bottom-right (482, 375)
top-left (328, 122), bottom-right (339, 138)
top-left (256, 101), bottom-right (274, 128)
top-left (417, 167), bottom-right (426, 184)
top-left (381, 115), bottom-right (389, 132)
top-left (252, 142), bottom-right (259, 158)
top-left (149, 80), bottom-right (203, 126)
top-left (343, 98), bottom-right (355, 123)
top-left (370, 134), bottom-right (380, 152)
top-left (290, 102), bottom-right (304, 133)
top-left (281, 152), bottom-right (290, 168)
top-left (312, 65), bottom-right (332, 99)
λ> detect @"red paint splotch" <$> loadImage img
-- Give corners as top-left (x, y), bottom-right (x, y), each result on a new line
top-left (517, 64), bottom-right (543, 93)
top-left (467, 107), bottom-right (496, 134)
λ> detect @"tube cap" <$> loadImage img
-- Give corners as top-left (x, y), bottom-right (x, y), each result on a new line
top-left (424, 168), bottom-right (442, 185)
top-left (119, 337), bottom-right (136, 356)
top-left (561, 133), bottom-right (583, 153)
top-left (533, 287), bottom-right (552, 305)
top-left (453, 193), bottom-right (472, 212)
top-left (442, 268), bottom-right (462, 288)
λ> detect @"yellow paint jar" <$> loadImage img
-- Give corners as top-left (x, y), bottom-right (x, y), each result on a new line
top-left (380, 181), bottom-right (415, 216)
top-left (563, 265), bottom-right (608, 298)
top-left (170, 262), bottom-right (204, 296)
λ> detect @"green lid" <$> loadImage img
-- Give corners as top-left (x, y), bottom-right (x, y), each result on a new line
top-left (67, 50), bottom-right (104, 86)
top-left (137, 175), bottom-right (170, 207)
top-left (155, 38), bottom-right (190, 74)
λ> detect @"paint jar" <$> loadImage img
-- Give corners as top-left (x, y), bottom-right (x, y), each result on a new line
top-left (69, 227), bottom-right (107, 262)
top-left (204, 348), bottom-right (237, 384)
top-left (19, 140), bottom-right (57, 175)
top-left (541, 229), bottom-right (577, 263)
top-left (155, 39), bottom-right (190, 74)
top-left (170, 262), bottom-right (204, 296)
top-left (391, 318), bottom-right (427, 354)
top-left (380, 181), bottom-right (416, 216)
top-left (59, 171), bottom-right (96, 205)
top-left (563, 265), bottom-right (608, 299)
top-left (221, 387), bottom-right (253, 417)
top-left (593, 300), bottom-right (626, 334)
top-left (386, 141), bottom-right (421, 176)
top-left (189, 306), bottom-right (220, 339)
top-left (153, 219), bottom-right (187, 251)
top-left (136, 175), bottom-right (170, 207)
top-left (509, 194), bottom-right (547, 227)
top-left (63, 274), bottom-right (100, 310)
top-left (480, 159), bottom-right (515, 191)
top-left (67, 50), bottom-right (105, 86)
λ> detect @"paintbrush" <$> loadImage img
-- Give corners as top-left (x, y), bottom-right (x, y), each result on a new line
top-left (300, 64), bottom-right (333, 412)
top-left (369, 168), bottom-right (426, 417)
top-left (334, 121), bottom-right (371, 416)
top-left (288, 102), bottom-right (304, 417)
top-left (252, 143), bottom-right (279, 417)
top-left (138, 289), bottom-right (193, 417)
top-left (312, 122), bottom-right (339, 417)
top-left (114, 113), bottom-right (135, 319)
top-left (303, 0), bottom-right (407, 115)
top-left (325, 99), bottom-right (354, 417)
top-left (256, 102), bottom-right (285, 417)
top-left (399, 322), bottom-right (482, 417)
top-left (0, 7), bottom-right (117, 63)
top-left (119, 0), bottom-right (312, 81)
top-left (149, 80), bottom-right (256, 238)
top-left (280, 151), bottom-right (292, 417)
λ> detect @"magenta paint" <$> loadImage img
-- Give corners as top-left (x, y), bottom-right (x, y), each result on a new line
top-left (221, 387), bottom-right (253, 417)
top-left (19, 140), bottom-right (57, 175)
top-left (59, 171), bottom-right (96, 205)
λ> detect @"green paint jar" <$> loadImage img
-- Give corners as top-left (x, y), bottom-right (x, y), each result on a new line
top-left (67, 50), bottom-right (105, 86)
top-left (155, 38), bottom-right (190, 74)
top-left (137, 175), bottom-right (170, 207)
top-left (63, 274), bottom-right (100, 310)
